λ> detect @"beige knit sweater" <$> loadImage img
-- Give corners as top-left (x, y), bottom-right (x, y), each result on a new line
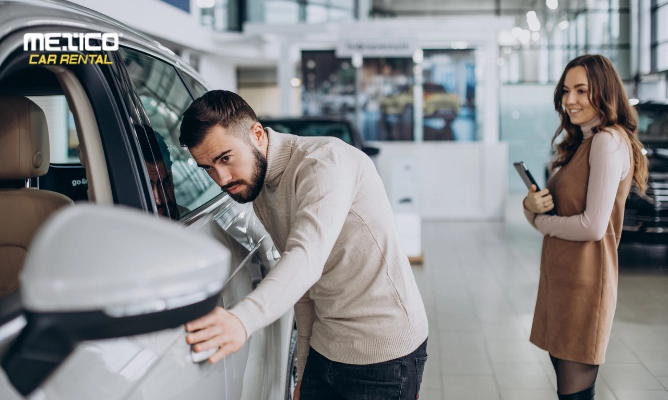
top-left (229, 129), bottom-right (428, 379)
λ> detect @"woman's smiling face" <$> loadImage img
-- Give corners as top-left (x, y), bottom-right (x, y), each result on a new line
top-left (562, 66), bottom-right (599, 126)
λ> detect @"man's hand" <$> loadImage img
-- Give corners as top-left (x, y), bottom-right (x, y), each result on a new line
top-left (186, 306), bottom-right (247, 364)
top-left (523, 184), bottom-right (554, 214)
top-left (294, 380), bottom-right (301, 400)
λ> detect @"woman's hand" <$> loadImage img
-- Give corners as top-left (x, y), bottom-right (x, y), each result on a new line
top-left (523, 185), bottom-right (555, 214)
top-left (294, 380), bottom-right (301, 400)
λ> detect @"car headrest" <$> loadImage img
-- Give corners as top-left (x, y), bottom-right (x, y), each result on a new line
top-left (0, 96), bottom-right (50, 180)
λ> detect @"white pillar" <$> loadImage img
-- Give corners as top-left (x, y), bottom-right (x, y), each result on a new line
top-left (630, 0), bottom-right (639, 80)
top-left (358, 0), bottom-right (370, 20)
top-left (483, 38), bottom-right (500, 143)
top-left (413, 68), bottom-right (424, 142)
top-left (278, 39), bottom-right (295, 116)
top-left (638, 0), bottom-right (651, 75)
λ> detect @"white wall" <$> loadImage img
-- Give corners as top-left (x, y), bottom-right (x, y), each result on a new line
top-left (371, 142), bottom-right (508, 220)
top-left (68, 0), bottom-right (261, 92)
top-left (199, 55), bottom-right (237, 91)
top-left (238, 86), bottom-right (302, 117)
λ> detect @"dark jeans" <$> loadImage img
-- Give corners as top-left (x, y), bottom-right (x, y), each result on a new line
top-left (300, 339), bottom-right (428, 400)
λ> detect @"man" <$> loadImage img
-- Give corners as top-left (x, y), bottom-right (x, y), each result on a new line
top-left (142, 132), bottom-right (179, 219)
top-left (180, 90), bottom-right (428, 399)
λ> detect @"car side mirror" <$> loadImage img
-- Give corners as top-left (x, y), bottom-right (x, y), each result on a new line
top-left (2, 205), bottom-right (232, 396)
top-left (362, 146), bottom-right (380, 156)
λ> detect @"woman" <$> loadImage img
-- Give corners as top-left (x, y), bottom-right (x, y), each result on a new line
top-left (523, 54), bottom-right (648, 400)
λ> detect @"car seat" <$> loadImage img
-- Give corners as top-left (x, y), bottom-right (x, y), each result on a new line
top-left (0, 95), bottom-right (73, 297)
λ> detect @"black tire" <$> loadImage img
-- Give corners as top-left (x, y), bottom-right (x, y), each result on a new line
top-left (284, 321), bottom-right (298, 400)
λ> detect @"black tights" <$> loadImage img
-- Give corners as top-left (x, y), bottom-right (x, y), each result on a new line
top-left (550, 354), bottom-right (599, 399)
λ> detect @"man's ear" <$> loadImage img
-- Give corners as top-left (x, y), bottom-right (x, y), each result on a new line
top-left (251, 122), bottom-right (265, 145)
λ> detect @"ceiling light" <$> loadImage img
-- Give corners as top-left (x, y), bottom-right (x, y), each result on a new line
top-left (511, 27), bottom-right (523, 37)
top-left (629, 98), bottom-right (640, 106)
top-left (451, 41), bottom-right (468, 49)
top-left (350, 53), bottom-right (364, 68)
top-left (290, 78), bottom-right (301, 87)
top-left (558, 20), bottom-right (569, 30)
top-left (546, 0), bottom-right (558, 10)
top-left (352, 53), bottom-right (363, 68)
top-left (412, 49), bottom-right (424, 63)
top-left (527, 11), bottom-right (541, 31)
top-left (519, 29), bottom-right (531, 44)
top-left (532, 32), bottom-right (540, 41)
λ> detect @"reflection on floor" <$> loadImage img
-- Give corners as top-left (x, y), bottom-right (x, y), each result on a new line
top-left (414, 195), bottom-right (668, 400)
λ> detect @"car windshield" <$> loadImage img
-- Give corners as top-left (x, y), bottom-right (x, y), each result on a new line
top-left (261, 120), bottom-right (354, 146)
top-left (637, 105), bottom-right (668, 141)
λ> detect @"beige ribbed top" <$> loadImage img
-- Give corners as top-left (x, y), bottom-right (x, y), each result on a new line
top-left (229, 129), bottom-right (429, 379)
top-left (524, 117), bottom-right (631, 241)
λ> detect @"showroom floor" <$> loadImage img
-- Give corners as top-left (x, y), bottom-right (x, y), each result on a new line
top-left (414, 195), bottom-right (668, 400)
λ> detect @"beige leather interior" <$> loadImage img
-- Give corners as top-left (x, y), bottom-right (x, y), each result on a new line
top-left (0, 96), bottom-right (73, 297)
top-left (47, 66), bottom-right (113, 205)
top-left (0, 96), bottom-right (50, 180)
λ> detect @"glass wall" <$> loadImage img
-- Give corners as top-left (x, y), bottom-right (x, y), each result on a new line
top-left (199, 0), bottom-right (244, 32)
top-left (498, 0), bottom-right (631, 84)
top-left (300, 50), bottom-right (478, 142)
top-left (652, 0), bottom-right (668, 72)
top-left (199, 0), bottom-right (356, 31)
top-left (499, 0), bottom-right (633, 193)
top-left (247, 0), bottom-right (356, 25)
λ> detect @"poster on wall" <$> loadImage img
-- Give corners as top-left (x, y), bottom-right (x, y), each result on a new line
top-left (301, 49), bottom-right (477, 141)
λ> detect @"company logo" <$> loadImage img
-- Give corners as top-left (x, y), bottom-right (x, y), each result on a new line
top-left (24, 32), bottom-right (120, 65)
top-left (72, 178), bottom-right (88, 187)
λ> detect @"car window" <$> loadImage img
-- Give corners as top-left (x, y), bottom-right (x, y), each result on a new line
top-left (424, 84), bottom-right (446, 93)
top-left (261, 120), bottom-right (354, 145)
top-left (180, 72), bottom-right (209, 98)
top-left (119, 48), bottom-right (220, 214)
top-left (27, 95), bottom-right (80, 164)
top-left (637, 106), bottom-right (668, 140)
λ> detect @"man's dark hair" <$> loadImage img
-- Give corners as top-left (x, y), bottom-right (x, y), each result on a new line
top-left (179, 90), bottom-right (258, 149)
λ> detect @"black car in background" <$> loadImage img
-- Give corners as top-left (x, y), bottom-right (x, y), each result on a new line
top-left (260, 117), bottom-right (380, 157)
top-left (623, 101), bottom-right (668, 242)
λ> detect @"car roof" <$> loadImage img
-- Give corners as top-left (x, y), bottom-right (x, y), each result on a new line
top-left (637, 101), bottom-right (668, 110)
top-left (0, 0), bottom-right (202, 80)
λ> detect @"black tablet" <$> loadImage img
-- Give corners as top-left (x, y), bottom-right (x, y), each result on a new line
top-left (513, 162), bottom-right (556, 216)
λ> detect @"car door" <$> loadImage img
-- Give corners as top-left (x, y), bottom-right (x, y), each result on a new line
top-left (0, 25), bottom-right (214, 400)
top-left (115, 46), bottom-right (293, 400)
top-left (178, 72), bottom-right (297, 400)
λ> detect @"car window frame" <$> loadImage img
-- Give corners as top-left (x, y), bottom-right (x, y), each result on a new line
top-left (0, 30), bottom-right (148, 210)
top-left (116, 45), bottom-right (229, 222)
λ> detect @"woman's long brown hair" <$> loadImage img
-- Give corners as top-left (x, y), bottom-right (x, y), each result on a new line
top-left (552, 54), bottom-right (648, 194)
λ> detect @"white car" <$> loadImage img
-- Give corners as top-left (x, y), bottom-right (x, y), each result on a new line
top-left (0, 1), bottom-right (296, 399)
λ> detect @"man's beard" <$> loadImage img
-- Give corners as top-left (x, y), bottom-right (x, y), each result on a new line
top-left (221, 146), bottom-right (267, 203)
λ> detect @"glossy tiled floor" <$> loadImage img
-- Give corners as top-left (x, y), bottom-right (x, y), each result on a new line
top-left (414, 195), bottom-right (668, 400)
